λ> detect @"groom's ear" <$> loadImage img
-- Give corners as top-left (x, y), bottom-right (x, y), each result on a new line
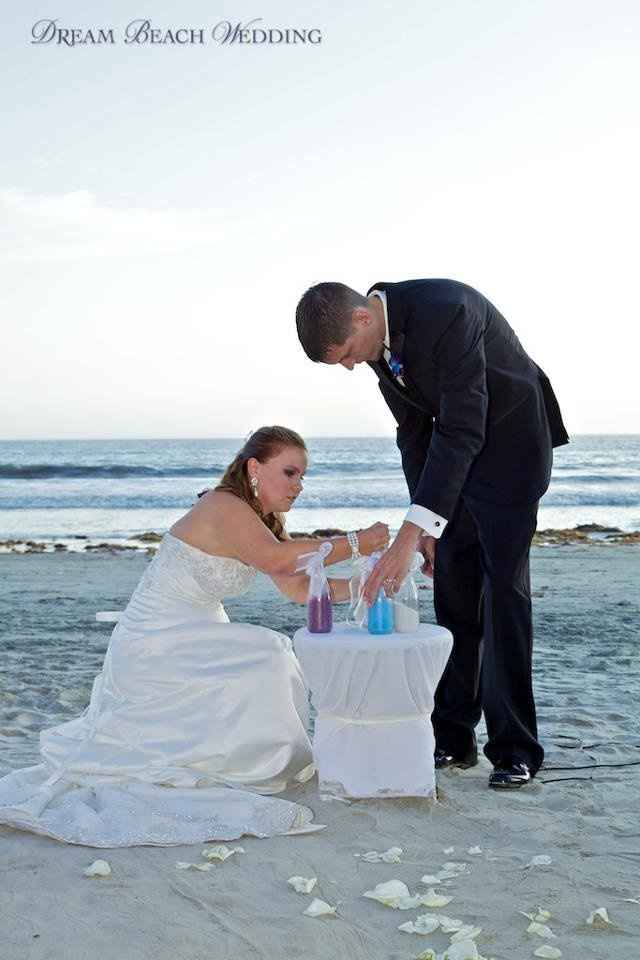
top-left (352, 306), bottom-right (370, 327)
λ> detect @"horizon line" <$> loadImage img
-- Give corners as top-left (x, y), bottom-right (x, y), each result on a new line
top-left (0, 432), bottom-right (639, 443)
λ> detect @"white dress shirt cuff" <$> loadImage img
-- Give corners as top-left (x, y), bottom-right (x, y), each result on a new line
top-left (405, 504), bottom-right (447, 539)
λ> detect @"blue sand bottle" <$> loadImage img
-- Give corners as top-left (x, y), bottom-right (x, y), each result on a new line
top-left (367, 590), bottom-right (395, 634)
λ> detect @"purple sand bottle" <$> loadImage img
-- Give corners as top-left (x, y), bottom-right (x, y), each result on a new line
top-left (295, 541), bottom-right (335, 635)
top-left (308, 591), bottom-right (333, 634)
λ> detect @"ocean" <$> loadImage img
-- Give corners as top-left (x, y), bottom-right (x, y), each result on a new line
top-left (1, 435), bottom-right (639, 543)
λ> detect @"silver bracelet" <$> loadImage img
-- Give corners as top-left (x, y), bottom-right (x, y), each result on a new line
top-left (347, 530), bottom-right (361, 561)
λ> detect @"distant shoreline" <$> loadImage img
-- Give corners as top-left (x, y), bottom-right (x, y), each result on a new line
top-left (1, 523), bottom-right (639, 555)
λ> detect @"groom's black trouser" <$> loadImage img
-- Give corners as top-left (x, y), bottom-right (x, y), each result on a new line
top-left (432, 493), bottom-right (544, 774)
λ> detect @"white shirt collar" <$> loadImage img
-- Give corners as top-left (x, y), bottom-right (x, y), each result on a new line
top-left (370, 289), bottom-right (390, 350)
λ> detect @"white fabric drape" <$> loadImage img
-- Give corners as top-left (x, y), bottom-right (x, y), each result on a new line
top-left (295, 623), bottom-right (452, 798)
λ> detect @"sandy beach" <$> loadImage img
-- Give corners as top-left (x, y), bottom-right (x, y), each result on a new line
top-left (1, 544), bottom-right (639, 958)
top-left (3, 758), bottom-right (640, 960)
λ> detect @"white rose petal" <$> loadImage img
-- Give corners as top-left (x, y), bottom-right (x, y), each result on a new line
top-left (398, 914), bottom-right (441, 935)
top-left (416, 950), bottom-right (437, 960)
top-left (443, 940), bottom-right (479, 960)
top-left (586, 906), bottom-right (613, 927)
top-left (83, 859), bottom-right (111, 877)
top-left (527, 922), bottom-right (556, 939)
top-left (287, 876), bottom-right (317, 894)
top-left (303, 898), bottom-right (336, 917)
top-left (381, 846), bottom-right (404, 863)
top-left (420, 874), bottom-right (443, 885)
top-left (526, 855), bottom-right (552, 867)
top-left (439, 916), bottom-right (465, 933)
top-left (444, 846), bottom-right (455, 854)
top-left (397, 896), bottom-right (426, 910)
top-left (176, 861), bottom-right (211, 872)
top-left (361, 846), bottom-right (403, 863)
top-left (623, 897), bottom-right (640, 905)
top-left (534, 948), bottom-right (563, 959)
top-left (450, 925), bottom-right (482, 942)
top-left (419, 888), bottom-right (454, 908)
top-left (520, 907), bottom-right (551, 923)
top-left (468, 846), bottom-right (482, 856)
top-left (201, 844), bottom-right (244, 861)
top-left (363, 879), bottom-right (411, 907)
top-left (440, 862), bottom-right (469, 878)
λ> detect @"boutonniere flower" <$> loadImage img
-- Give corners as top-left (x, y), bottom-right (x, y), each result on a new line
top-left (389, 353), bottom-right (404, 378)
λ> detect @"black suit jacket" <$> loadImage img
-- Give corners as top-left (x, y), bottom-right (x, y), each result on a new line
top-left (367, 279), bottom-right (569, 520)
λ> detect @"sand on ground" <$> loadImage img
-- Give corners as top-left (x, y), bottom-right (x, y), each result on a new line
top-left (2, 755), bottom-right (640, 960)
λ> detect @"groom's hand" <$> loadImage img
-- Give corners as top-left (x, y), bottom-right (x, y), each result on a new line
top-left (419, 535), bottom-right (436, 580)
top-left (363, 521), bottom-right (422, 604)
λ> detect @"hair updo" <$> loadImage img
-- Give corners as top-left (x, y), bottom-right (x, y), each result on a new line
top-left (200, 426), bottom-right (307, 541)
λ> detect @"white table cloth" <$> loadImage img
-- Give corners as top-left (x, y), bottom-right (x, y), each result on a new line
top-left (294, 622), bottom-right (453, 799)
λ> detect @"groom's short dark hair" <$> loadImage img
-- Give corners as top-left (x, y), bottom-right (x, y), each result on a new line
top-left (296, 282), bottom-right (368, 362)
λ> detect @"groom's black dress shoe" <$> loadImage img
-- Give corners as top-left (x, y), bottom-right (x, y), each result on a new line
top-left (488, 761), bottom-right (532, 789)
top-left (435, 748), bottom-right (478, 770)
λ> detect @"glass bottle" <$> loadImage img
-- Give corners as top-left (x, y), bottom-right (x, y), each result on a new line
top-left (367, 590), bottom-right (395, 634)
top-left (393, 574), bottom-right (420, 632)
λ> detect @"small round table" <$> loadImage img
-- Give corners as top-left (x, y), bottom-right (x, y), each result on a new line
top-left (293, 622), bottom-right (453, 799)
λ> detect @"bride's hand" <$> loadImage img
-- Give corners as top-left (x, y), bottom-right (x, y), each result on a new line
top-left (357, 522), bottom-right (390, 556)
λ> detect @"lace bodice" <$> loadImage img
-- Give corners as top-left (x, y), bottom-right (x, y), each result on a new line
top-left (136, 532), bottom-right (257, 606)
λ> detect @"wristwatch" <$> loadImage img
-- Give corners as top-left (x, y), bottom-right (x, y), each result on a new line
top-left (347, 530), bottom-right (361, 561)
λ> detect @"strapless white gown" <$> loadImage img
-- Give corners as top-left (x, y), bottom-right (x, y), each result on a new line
top-left (0, 533), bottom-right (317, 846)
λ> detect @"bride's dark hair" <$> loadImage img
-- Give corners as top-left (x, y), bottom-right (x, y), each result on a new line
top-left (204, 426), bottom-right (307, 541)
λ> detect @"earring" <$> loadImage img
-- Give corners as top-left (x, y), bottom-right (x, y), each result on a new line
top-left (250, 476), bottom-right (259, 497)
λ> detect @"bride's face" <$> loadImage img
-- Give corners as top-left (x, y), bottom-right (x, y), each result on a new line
top-left (249, 445), bottom-right (307, 514)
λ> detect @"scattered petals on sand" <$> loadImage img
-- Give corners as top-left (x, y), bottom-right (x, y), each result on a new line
top-left (586, 906), bottom-right (613, 927)
top-left (450, 925), bottom-right (482, 942)
top-left (201, 844), bottom-right (244, 862)
top-left (398, 896), bottom-right (426, 910)
top-left (444, 846), bottom-right (455, 854)
top-left (534, 947), bottom-right (563, 959)
top-left (398, 914), bottom-right (441, 935)
top-left (526, 855), bottom-right (552, 867)
top-left (176, 861), bottom-right (211, 872)
top-left (467, 846), bottom-right (482, 856)
top-left (287, 876), bottom-right (317, 894)
top-left (360, 846), bottom-right (403, 863)
top-left (83, 859), bottom-right (111, 877)
top-left (527, 921), bottom-right (556, 939)
top-left (363, 879), bottom-right (411, 907)
top-left (421, 862), bottom-right (470, 884)
top-left (364, 880), bottom-right (452, 911)
top-left (443, 940), bottom-right (479, 960)
top-left (520, 908), bottom-right (551, 924)
top-left (440, 862), bottom-right (469, 878)
top-left (303, 898), bottom-right (336, 917)
top-left (420, 888), bottom-right (454, 907)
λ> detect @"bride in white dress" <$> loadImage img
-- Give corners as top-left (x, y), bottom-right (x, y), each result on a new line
top-left (0, 426), bottom-right (388, 847)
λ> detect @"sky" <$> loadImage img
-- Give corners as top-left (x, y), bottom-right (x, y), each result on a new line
top-left (1, 0), bottom-right (639, 439)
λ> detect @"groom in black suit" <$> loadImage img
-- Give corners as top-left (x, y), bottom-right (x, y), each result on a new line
top-left (296, 279), bottom-right (568, 789)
